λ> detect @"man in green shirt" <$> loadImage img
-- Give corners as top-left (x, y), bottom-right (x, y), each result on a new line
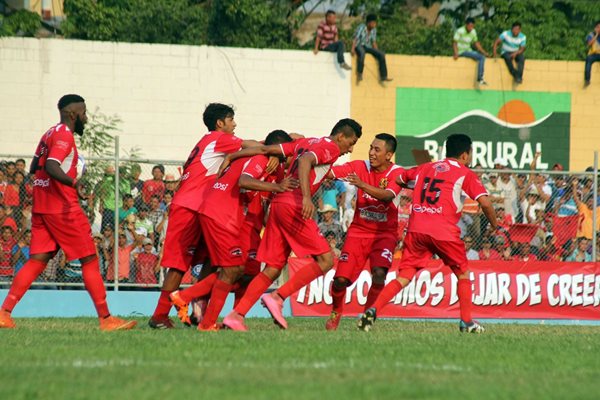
top-left (94, 165), bottom-right (131, 231)
top-left (453, 18), bottom-right (490, 86)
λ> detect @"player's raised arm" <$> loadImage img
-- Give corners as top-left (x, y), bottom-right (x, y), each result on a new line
top-left (298, 152), bottom-right (317, 220)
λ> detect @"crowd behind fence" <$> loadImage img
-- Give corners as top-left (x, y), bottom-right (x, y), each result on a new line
top-left (1, 150), bottom-right (598, 291)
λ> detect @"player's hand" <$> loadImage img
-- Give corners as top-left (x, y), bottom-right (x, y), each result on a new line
top-left (345, 173), bottom-right (364, 189)
top-left (75, 181), bottom-right (89, 200)
top-left (302, 196), bottom-right (315, 220)
top-left (217, 156), bottom-right (232, 178)
top-left (278, 177), bottom-right (300, 192)
top-left (266, 156), bottom-right (279, 175)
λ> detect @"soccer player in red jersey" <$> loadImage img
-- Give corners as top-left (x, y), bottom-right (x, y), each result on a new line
top-left (148, 103), bottom-right (267, 329)
top-left (169, 130), bottom-right (299, 330)
top-left (324, 133), bottom-right (403, 330)
top-left (223, 119), bottom-right (362, 331)
top-left (358, 133), bottom-right (498, 333)
top-left (0, 94), bottom-right (136, 331)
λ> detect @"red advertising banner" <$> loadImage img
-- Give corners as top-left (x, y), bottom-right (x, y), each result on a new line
top-left (288, 257), bottom-right (600, 320)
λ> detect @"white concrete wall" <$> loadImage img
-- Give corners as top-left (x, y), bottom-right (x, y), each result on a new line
top-left (0, 38), bottom-right (351, 160)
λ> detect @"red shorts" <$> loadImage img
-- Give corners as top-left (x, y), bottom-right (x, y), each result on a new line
top-left (241, 221), bottom-right (262, 276)
top-left (199, 214), bottom-right (244, 267)
top-left (397, 232), bottom-right (468, 280)
top-left (256, 201), bottom-right (331, 269)
top-left (335, 233), bottom-right (397, 283)
top-left (30, 210), bottom-right (96, 261)
top-left (160, 204), bottom-right (204, 272)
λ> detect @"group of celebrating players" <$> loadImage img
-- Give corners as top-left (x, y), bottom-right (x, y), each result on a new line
top-left (0, 94), bottom-right (498, 333)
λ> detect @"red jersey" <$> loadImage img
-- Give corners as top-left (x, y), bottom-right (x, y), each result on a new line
top-left (0, 237), bottom-right (17, 275)
top-left (142, 180), bottom-right (165, 204)
top-left (331, 161), bottom-right (403, 238)
top-left (399, 158), bottom-right (488, 242)
top-left (198, 155), bottom-right (273, 234)
top-left (31, 124), bottom-right (80, 214)
top-left (273, 137), bottom-right (340, 206)
top-left (172, 131), bottom-right (243, 212)
top-left (242, 161), bottom-right (283, 231)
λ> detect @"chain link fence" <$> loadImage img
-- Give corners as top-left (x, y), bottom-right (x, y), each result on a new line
top-left (1, 149), bottom-right (599, 291)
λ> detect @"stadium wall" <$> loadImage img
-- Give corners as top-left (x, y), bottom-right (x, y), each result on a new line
top-left (0, 37), bottom-right (350, 159)
top-left (352, 55), bottom-right (600, 170)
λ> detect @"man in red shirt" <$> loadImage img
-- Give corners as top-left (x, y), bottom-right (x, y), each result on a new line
top-left (141, 165), bottom-right (165, 205)
top-left (169, 130), bottom-right (298, 330)
top-left (325, 133), bottom-right (403, 330)
top-left (0, 94), bottom-right (136, 331)
top-left (148, 103), bottom-right (265, 329)
top-left (223, 119), bottom-right (362, 331)
top-left (358, 134), bottom-right (497, 333)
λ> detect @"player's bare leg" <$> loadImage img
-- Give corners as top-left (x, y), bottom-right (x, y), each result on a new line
top-left (263, 251), bottom-right (334, 330)
top-left (365, 267), bottom-right (388, 309)
top-left (223, 267), bottom-right (281, 331)
top-left (456, 270), bottom-right (484, 333)
top-left (358, 275), bottom-right (411, 332)
top-left (199, 266), bottom-right (244, 330)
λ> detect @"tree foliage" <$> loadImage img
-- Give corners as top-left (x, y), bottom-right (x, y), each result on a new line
top-left (0, 9), bottom-right (40, 37)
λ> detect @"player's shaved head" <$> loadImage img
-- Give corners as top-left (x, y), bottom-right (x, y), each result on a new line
top-left (445, 134), bottom-right (472, 158)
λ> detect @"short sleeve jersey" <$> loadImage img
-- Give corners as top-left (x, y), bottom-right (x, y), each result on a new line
top-left (172, 131), bottom-right (243, 212)
top-left (586, 32), bottom-right (600, 55)
top-left (331, 161), bottom-right (403, 238)
top-left (499, 30), bottom-right (526, 54)
top-left (398, 159), bottom-right (488, 242)
top-left (273, 137), bottom-right (341, 206)
top-left (354, 23), bottom-right (377, 48)
top-left (454, 26), bottom-right (478, 54)
top-left (242, 157), bottom-right (284, 231)
top-left (31, 124), bottom-right (80, 214)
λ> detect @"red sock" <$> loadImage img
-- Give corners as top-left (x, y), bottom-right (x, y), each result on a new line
top-left (179, 273), bottom-right (218, 304)
top-left (371, 280), bottom-right (403, 312)
top-left (2, 259), bottom-right (47, 312)
top-left (457, 278), bottom-right (473, 323)
top-left (152, 290), bottom-right (173, 319)
top-left (200, 279), bottom-right (232, 329)
top-left (331, 284), bottom-right (346, 314)
top-left (277, 262), bottom-right (322, 300)
top-left (233, 284), bottom-right (247, 309)
top-left (235, 273), bottom-right (273, 316)
top-left (82, 257), bottom-right (110, 318)
top-left (364, 283), bottom-right (385, 310)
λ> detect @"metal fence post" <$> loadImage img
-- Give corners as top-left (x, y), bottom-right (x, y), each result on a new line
top-left (593, 151), bottom-right (598, 262)
top-left (113, 136), bottom-right (120, 290)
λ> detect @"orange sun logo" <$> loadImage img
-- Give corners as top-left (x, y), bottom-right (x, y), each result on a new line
top-left (497, 100), bottom-right (536, 124)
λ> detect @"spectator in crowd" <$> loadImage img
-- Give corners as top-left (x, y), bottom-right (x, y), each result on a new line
top-left (317, 179), bottom-right (346, 221)
top-left (573, 179), bottom-right (600, 239)
top-left (495, 159), bottom-right (518, 219)
top-left (397, 189), bottom-right (412, 240)
top-left (0, 169), bottom-right (7, 200)
top-left (555, 186), bottom-right (577, 217)
top-left (325, 231), bottom-right (341, 257)
top-left (464, 235), bottom-right (479, 260)
top-left (351, 14), bottom-right (392, 83)
top-left (565, 237), bottom-right (592, 262)
top-left (129, 163), bottom-right (144, 208)
top-left (0, 226), bottom-right (17, 278)
top-left (318, 204), bottom-right (344, 244)
top-left (548, 174), bottom-right (567, 211)
top-left (142, 164), bottom-right (165, 205)
top-left (453, 17), bottom-right (490, 86)
top-left (133, 237), bottom-right (159, 285)
top-left (135, 204), bottom-right (155, 243)
top-left (485, 172), bottom-right (504, 207)
top-left (495, 206), bottom-right (513, 227)
top-left (147, 195), bottom-right (165, 231)
top-left (539, 236), bottom-right (561, 261)
top-left (3, 171), bottom-right (21, 210)
top-left (479, 239), bottom-right (500, 260)
top-left (499, 243), bottom-right (513, 261)
top-left (118, 194), bottom-right (137, 222)
top-left (11, 229), bottom-right (31, 275)
top-left (93, 232), bottom-right (109, 280)
top-left (4, 162), bottom-right (16, 183)
top-left (155, 206), bottom-right (169, 250)
top-left (584, 21), bottom-right (600, 86)
top-left (517, 243), bottom-right (537, 262)
top-left (314, 10), bottom-right (351, 70)
top-left (164, 174), bottom-right (178, 196)
top-left (14, 159), bottom-right (27, 176)
top-left (95, 165), bottom-right (131, 231)
top-left (493, 22), bottom-right (526, 84)
top-left (162, 191), bottom-right (173, 211)
top-left (521, 188), bottom-right (544, 224)
top-left (106, 223), bottom-right (143, 283)
top-left (0, 205), bottom-right (17, 232)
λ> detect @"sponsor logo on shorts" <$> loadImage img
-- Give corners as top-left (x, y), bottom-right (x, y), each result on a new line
top-left (230, 247), bottom-right (243, 257)
top-left (213, 182), bottom-right (229, 191)
top-left (412, 204), bottom-right (443, 214)
top-left (33, 178), bottom-right (50, 187)
top-left (339, 253), bottom-right (349, 262)
top-left (359, 205), bottom-right (388, 222)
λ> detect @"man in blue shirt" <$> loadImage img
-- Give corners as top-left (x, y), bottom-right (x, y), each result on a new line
top-left (351, 14), bottom-right (392, 83)
top-left (584, 21), bottom-right (600, 86)
top-left (493, 22), bottom-right (526, 84)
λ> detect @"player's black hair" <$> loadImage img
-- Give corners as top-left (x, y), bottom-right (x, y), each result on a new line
top-left (264, 130), bottom-right (292, 146)
top-left (375, 133), bottom-right (397, 153)
top-left (57, 94), bottom-right (85, 110)
top-left (512, 21), bottom-right (521, 28)
top-left (330, 118), bottom-right (362, 139)
top-left (326, 9), bottom-right (336, 17)
top-left (445, 134), bottom-right (472, 158)
top-left (152, 164), bottom-right (165, 175)
top-left (465, 17), bottom-right (475, 25)
top-left (203, 103), bottom-right (235, 131)
top-left (366, 14), bottom-right (377, 23)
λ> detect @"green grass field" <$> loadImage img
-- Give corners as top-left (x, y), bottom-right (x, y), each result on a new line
top-left (1, 317), bottom-right (599, 400)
